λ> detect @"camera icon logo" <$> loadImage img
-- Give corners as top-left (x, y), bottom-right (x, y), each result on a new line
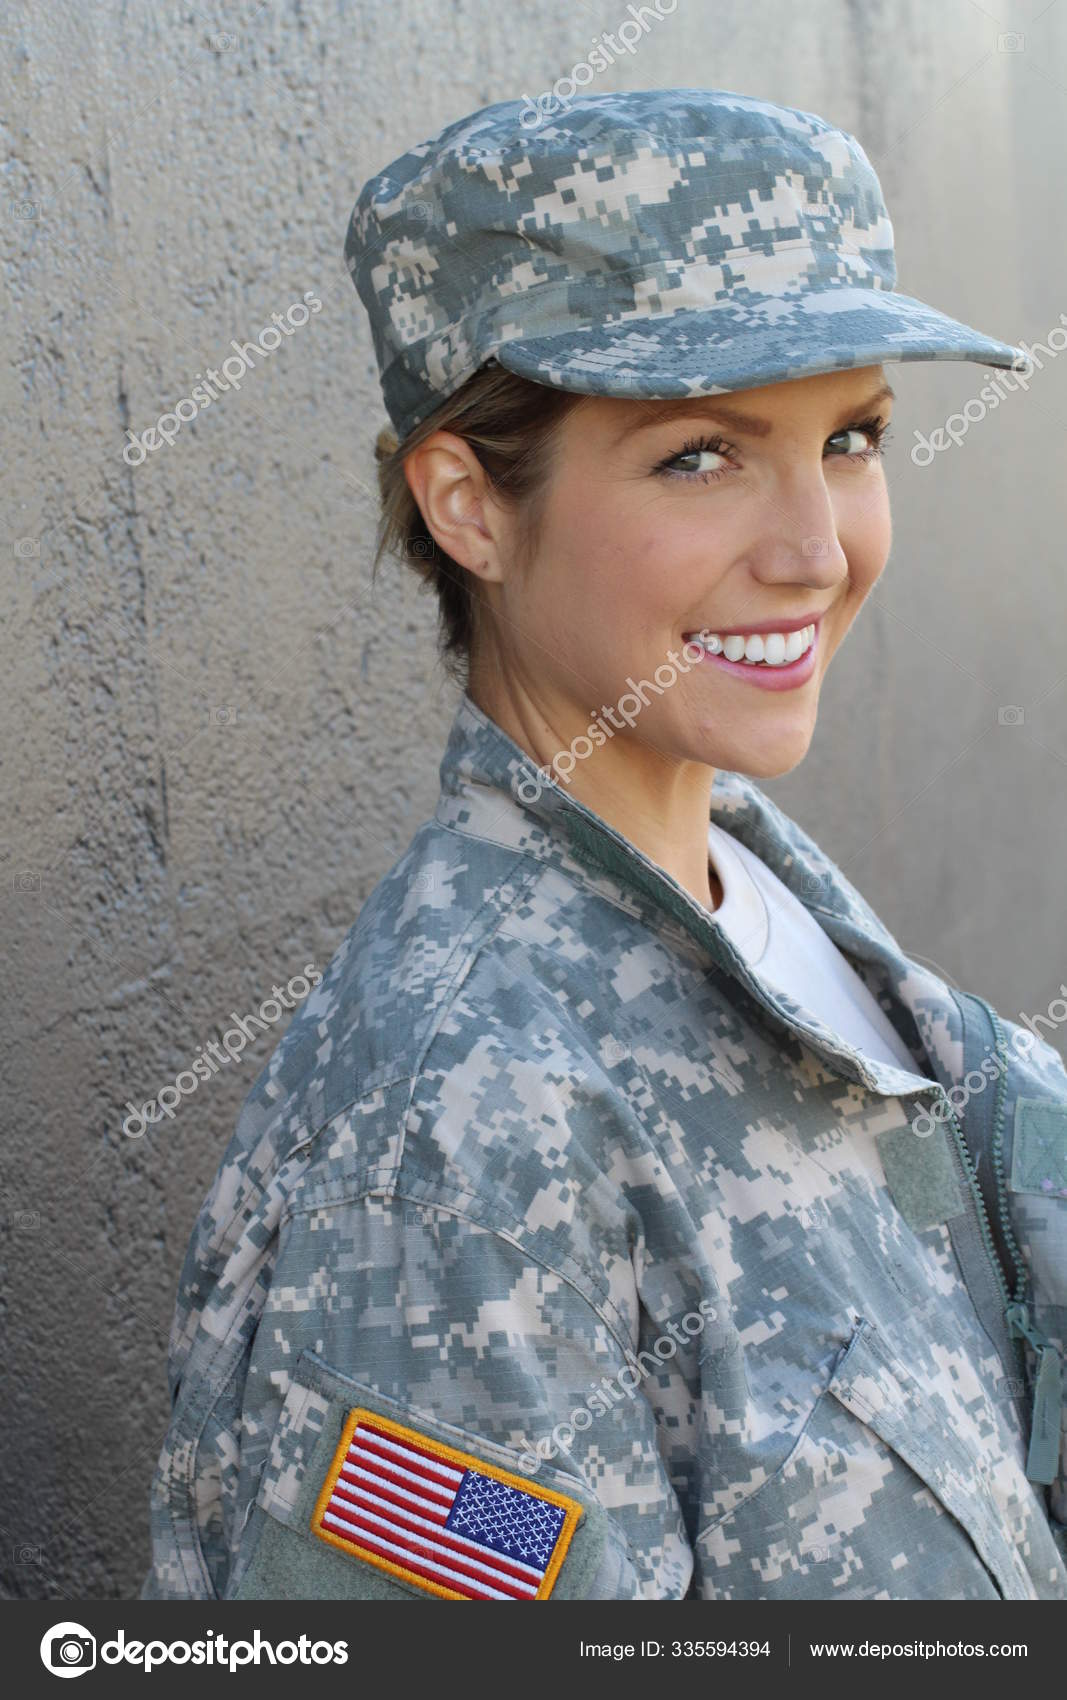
top-left (40, 1622), bottom-right (96, 1678)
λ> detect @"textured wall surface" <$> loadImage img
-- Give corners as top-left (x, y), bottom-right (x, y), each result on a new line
top-left (2, 0), bottom-right (1065, 1601)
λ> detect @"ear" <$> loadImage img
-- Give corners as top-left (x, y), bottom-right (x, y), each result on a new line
top-left (402, 430), bottom-right (510, 583)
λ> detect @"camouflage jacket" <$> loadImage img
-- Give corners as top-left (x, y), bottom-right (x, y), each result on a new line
top-left (141, 691), bottom-right (1067, 1601)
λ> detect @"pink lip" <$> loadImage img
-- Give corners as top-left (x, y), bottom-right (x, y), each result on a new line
top-left (685, 617), bottom-right (821, 691)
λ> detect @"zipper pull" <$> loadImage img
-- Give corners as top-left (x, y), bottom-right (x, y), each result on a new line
top-left (1005, 1302), bottom-right (1063, 1485)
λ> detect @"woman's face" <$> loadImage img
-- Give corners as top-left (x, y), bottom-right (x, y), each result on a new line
top-left (481, 363), bottom-right (894, 780)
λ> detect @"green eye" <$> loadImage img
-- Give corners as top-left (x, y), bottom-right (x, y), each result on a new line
top-left (656, 434), bottom-right (734, 483)
top-left (827, 416), bottom-right (891, 460)
top-left (673, 446), bottom-right (729, 476)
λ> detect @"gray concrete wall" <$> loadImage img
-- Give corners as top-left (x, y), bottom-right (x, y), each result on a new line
top-left (2, 0), bottom-right (1064, 1600)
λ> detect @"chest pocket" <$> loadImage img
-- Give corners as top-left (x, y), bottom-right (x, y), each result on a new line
top-left (228, 1349), bottom-right (615, 1600)
top-left (825, 1320), bottom-right (1049, 1598)
top-left (695, 1318), bottom-right (1059, 1601)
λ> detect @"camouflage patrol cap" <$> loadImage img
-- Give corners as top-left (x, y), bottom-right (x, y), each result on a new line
top-left (344, 86), bottom-right (1030, 442)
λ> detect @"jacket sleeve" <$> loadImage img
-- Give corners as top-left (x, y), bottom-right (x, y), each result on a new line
top-left (996, 1013), bottom-right (1067, 1554)
top-left (141, 1178), bottom-right (695, 1600)
top-left (139, 1090), bottom-right (319, 1601)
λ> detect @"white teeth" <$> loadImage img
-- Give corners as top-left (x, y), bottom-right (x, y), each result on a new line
top-left (692, 624), bottom-right (815, 666)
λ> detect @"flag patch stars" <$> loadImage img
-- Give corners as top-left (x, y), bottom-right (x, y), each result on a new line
top-left (310, 1407), bottom-right (583, 1599)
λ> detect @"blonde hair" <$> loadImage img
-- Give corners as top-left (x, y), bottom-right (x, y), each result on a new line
top-left (372, 364), bottom-right (579, 685)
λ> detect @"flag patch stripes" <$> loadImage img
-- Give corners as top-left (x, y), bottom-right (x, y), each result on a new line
top-left (310, 1407), bottom-right (583, 1600)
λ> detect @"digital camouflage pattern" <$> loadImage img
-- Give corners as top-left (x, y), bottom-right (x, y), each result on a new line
top-left (141, 691), bottom-right (1067, 1601)
top-left (343, 87), bottom-right (1030, 442)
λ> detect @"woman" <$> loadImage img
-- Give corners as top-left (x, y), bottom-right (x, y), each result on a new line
top-left (142, 88), bottom-right (1066, 1601)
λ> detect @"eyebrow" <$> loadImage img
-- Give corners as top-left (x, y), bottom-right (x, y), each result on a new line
top-left (611, 380), bottom-right (897, 444)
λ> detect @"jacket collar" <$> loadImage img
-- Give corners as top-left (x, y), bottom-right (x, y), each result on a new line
top-left (434, 691), bottom-right (963, 1099)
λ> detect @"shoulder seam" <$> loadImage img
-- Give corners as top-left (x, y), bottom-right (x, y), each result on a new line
top-left (394, 854), bottom-right (548, 1173)
top-left (286, 1184), bottom-right (637, 1364)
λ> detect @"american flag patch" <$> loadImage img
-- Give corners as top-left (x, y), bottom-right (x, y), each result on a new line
top-left (310, 1407), bottom-right (583, 1599)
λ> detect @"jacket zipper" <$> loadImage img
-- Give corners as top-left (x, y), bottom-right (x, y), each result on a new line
top-left (942, 995), bottom-right (1062, 1486)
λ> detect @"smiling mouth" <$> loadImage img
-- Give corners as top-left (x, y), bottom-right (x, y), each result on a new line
top-left (683, 622), bottom-right (818, 667)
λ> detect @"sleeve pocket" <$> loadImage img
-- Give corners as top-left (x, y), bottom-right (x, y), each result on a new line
top-left (229, 1350), bottom-right (610, 1600)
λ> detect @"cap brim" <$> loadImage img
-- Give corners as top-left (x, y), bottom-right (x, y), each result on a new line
top-left (491, 284), bottom-right (1030, 402)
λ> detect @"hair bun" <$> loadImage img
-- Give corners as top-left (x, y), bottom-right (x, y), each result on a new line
top-left (375, 424), bottom-right (400, 461)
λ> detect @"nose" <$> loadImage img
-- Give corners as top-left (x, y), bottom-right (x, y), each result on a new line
top-left (740, 467), bottom-right (849, 586)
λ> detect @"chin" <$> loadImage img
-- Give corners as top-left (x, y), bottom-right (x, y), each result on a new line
top-left (714, 728), bottom-right (814, 781)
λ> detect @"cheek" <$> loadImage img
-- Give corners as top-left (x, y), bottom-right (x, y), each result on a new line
top-left (586, 516), bottom-right (698, 619)
top-left (541, 511), bottom-right (672, 634)
top-left (842, 485), bottom-right (892, 590)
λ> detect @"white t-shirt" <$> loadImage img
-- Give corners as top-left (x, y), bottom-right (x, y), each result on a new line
top-left (707, 819), bottom-right (934, 1081)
